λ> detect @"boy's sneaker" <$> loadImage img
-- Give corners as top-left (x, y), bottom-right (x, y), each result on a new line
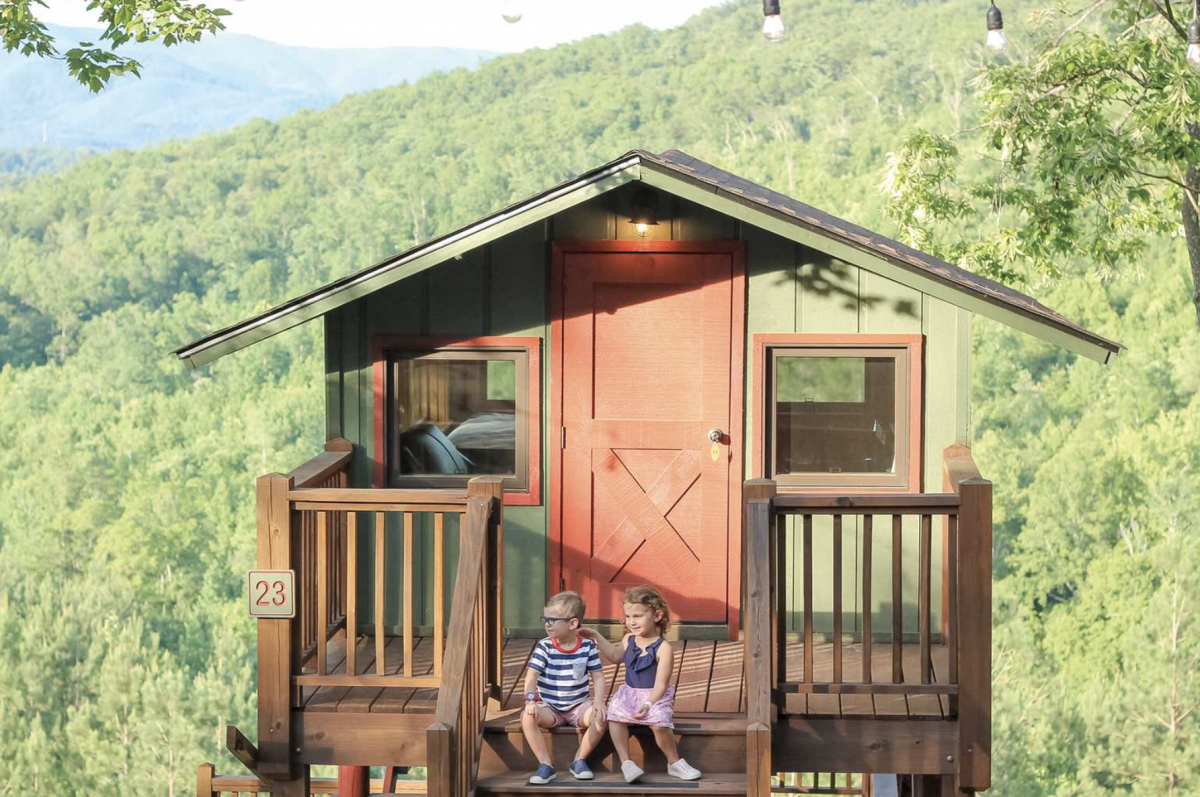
top-left (528, 763), bottom-right (556, 784)
top-left (621, 760), bottom-right (645, 783)
top-left (667, 758), bottom-right (702, 780)
top-left (569, 759), bottom-right (594, 780)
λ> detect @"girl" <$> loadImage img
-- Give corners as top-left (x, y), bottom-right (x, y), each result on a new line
top-left (578, 586), bottom-right (702, 782)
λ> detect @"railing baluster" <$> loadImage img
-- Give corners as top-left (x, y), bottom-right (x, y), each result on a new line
top-left (947, 513), bottom-right (959, 713)
top-left (774, 510), bottom-right (787, 691)
top-left (892, 514), bottom-right (903, 683)
top-left (803, 514), bottom-right (813, 684)
top-left (435, 512), bottom-right (445, 678)
top-left (862, 515), bottom-right (872, 684)
top-left (375, 511), bottom-right (386, 677)
top-left (346, 511), bottom-right (358, 676)
top-left (317, 511), bottom-right (328, 676)
top-left (832, 514), bottom-right (842, 684)
top-left (920, 514), bottom-right (931, 685)
top-left (403, 512), bottom-right (414, 678)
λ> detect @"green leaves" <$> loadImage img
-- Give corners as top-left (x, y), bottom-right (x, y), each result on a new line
top-left (0, 0), bottom-right (228, 91)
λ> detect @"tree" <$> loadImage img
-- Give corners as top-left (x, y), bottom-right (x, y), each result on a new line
top-left (882, 0), bottom-right (1200, 328)
top-left (0, 0), bottom-right (229, 91)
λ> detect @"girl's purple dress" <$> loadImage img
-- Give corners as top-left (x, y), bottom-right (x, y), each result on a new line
top-left (607, 636), bottom-right (675, 729)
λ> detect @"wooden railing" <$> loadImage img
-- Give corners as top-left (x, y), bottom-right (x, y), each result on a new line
top-left (196, 763), bottom-right (426, 796)
top-left (772, 773), bottom-right (872, 796)
top-left (744, 445), bottom-right (992, 796)
top-left (426, 481), bottom-right (500, 797)
top-left (253, 439), bottom-right (504, 783)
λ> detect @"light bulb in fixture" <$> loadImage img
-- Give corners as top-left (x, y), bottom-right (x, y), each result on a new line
top-left (762, 0), bottom-right (785, 43)
top-left (501, 0), bottom-right (524, 24)
top-left (986, 2), bottom-right (1007, 53)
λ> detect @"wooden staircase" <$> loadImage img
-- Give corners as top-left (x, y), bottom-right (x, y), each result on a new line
top-left (476, 713), bottom-right (749, 795)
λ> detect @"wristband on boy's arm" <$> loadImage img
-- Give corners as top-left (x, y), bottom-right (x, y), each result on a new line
top-left (525, 691), bottom-right (538, 703)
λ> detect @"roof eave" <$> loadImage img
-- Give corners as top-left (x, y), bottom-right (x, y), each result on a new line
top-left (637, 160), bottom-right (1122, 365)
top-left (173, 154), bottom-right (645, 369)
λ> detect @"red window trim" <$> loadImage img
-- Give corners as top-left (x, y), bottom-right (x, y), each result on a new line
top-left (750, 333), bottom-right (924, 493)
top-left (372, 334), bottom-right (542, 506)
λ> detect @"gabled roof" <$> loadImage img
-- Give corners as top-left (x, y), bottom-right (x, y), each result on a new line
top-left (174, 148), bottom-right (1122, 368)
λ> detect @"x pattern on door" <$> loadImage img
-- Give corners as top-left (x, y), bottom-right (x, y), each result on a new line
top-left (590, 448), bottom-right (703, 586)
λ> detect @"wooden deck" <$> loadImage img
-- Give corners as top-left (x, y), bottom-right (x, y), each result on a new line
top-left (301, 634), bottom-right (952, 719)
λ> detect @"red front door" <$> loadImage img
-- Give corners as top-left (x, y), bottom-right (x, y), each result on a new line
top-left (552, 242), bottom-right (744, 626)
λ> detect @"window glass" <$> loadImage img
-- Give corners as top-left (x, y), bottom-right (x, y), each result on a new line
top-left (770, 349), bottom-right (906, 485)
top-left (388, 350), bottom-right (526, 489)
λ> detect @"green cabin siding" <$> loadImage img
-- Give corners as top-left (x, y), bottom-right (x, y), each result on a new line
top-left (324, 181), bottom-right (968, 638)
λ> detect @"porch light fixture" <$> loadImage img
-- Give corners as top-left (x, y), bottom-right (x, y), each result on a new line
top-left (986, 1), bottom-right (1007, 54)
top-left (763, 0), bottom-right (785, 43)
top-left (501, 0), bottom-right (524, 24)
top-left (629, 188), bottom-right (660, 238)
top-left (1188, 13), bottom-right (1200, 71)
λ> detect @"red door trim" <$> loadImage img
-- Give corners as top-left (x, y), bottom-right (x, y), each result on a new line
top-left (549, 239), bottom-right (746, 634)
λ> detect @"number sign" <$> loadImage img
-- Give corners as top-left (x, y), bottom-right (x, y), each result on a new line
top-left (248, 570), bottom-right (295, 618)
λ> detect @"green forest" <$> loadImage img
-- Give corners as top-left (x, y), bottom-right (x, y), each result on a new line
top-left (1, 0), bottom-right (1197, 793)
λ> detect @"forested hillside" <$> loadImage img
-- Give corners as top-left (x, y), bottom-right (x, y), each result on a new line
top-left (0, 1), bottom-right (1196, 793)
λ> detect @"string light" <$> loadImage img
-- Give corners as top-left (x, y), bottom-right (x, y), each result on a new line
top-left (762, 0), bottom-right (785, 43)
top-left (986, 1), bottom-right (1007, 54)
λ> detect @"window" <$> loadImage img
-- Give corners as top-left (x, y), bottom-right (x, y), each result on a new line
top-left (753, 335), bottom-right (922, 491)
top-left (373, 336), bottom-right (541, 504)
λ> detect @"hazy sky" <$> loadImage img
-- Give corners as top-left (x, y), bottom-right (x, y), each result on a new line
top-left (41, 0), bottom-right (735, 52)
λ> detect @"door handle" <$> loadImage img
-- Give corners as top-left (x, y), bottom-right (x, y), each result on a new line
top-left (708, 428), bottom-right (724, 443)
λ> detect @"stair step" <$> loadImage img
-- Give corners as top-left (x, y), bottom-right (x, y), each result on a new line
top-left (480, 714), bottom-right (748, 775)
top-left (476, 772), bottom-right (746, 795)
top-left (484, 714), bottom-right (747, 735)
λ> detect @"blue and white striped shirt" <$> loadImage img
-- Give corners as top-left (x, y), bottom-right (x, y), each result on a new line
top-left (527, 637), bottom-right (603, 711)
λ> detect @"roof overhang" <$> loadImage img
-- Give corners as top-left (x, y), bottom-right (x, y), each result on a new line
top-left (174, 149), bottom-right (1122, 368)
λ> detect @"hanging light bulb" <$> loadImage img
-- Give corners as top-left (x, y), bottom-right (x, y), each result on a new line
top-left (501, 0), bottom-right (524, 24)
top-left (1187, 18), bottom-right (1200, 71)
top-left (762, 0), bottom-right (785, 43)
top-left (986, 1), bottom-right (1008, 54)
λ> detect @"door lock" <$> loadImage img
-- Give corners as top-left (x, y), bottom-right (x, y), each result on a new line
top-left (708, 428), bottom-right (724, 443)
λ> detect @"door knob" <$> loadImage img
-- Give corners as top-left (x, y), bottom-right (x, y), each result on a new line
top-left (708, 428), bottom-right (723, 443)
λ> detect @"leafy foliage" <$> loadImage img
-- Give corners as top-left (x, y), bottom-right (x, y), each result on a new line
top-left (0, 0), bottom-right (229, 91)
top-left (883, 0), bottom-right (1200, 324)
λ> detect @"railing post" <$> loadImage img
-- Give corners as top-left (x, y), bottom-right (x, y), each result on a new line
top-left (743, 478), bottom-right (776, 797)
top-left (956, 477), bottom-right (992, 793)
top-left (196, 763), bottom-right (214, 797)
top-left (256, 472), bottom-right (296, 780)
top-left (468, 476), bottom-right (504, 706)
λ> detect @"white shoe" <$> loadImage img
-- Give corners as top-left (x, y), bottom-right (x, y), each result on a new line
top-left (621, 760), bottom-right (645, 783)
top-left (667, 758), bottom-right (702, 780)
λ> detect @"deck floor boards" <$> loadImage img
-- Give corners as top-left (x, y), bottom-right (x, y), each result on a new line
top-left (299, 634), bottom-right (952, 718)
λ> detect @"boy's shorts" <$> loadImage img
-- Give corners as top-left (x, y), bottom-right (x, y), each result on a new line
top-left (537, 698), bottom-right (593, 727)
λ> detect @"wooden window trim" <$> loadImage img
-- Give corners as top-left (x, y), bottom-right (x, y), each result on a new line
top-left (373, 334), bottom-right (542, 506)
top-left (751, 333), bottom-right (923, 493)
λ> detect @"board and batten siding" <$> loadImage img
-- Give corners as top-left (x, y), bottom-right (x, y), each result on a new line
top-left (323, 182), bottom-right (969, 637)
top-left (741, 222), bottom-right (970, 638)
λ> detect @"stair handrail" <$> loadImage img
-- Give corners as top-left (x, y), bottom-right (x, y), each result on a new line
top-left (427, 478), bottom-right (502, 797)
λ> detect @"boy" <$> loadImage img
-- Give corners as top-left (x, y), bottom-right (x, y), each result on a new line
top-left (521, 590), bottom-right (608, 784)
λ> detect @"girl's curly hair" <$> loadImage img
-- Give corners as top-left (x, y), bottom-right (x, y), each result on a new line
top-left (623, 585), bottom-right (673, 635)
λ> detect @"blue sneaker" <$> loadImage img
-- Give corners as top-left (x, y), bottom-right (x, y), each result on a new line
top-left (570, 759), bottom-right (594, 780)
top-left (528, 763), bottom-right (556, 784)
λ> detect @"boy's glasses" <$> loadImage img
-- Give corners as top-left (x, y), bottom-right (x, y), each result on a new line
top-left (541, 615), bottom-right (572, 625)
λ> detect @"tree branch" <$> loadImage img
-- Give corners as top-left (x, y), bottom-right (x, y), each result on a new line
top-left (1056, 0), bottom-right (1112, 46)
top-left (1139, 0), bottom-right (1190, 39)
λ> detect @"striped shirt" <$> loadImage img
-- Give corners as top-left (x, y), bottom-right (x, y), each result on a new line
top-left (527, 636), bottom-right (603, 711)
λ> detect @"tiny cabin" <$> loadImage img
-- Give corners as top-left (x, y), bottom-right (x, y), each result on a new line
top-left (180, 150), bottom-right (1121, 797)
